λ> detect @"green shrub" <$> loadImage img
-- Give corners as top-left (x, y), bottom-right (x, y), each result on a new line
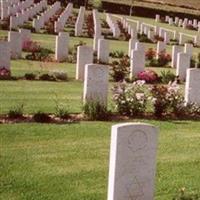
top-left (33, 112), bottom-right (51, 123)
top-left (190, 58), bottom-right (196, 68)
top-left (83, 101), bottom-right (110, 121)
top-left (160, 70), bottom-right (176, 84)
top-left (24, 73), bottom-right (37, 80)
top-left (110, 50), bottom-right (125, 58)
top-left (39, 73), bottom-right (56, 81)
top-left (138, 34), bottom-right (153, 43)
top-left (8, 104), bottom-right (24, 119)
top-left (54, 98), bottom-right (70, 119)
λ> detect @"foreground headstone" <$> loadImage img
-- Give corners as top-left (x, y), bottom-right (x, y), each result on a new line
top-left (176, 52), bottom-right (190, 81)
top-left (76, 45), bottom-right (93, 80)
top-left (55, 32), bottom-right (69, 62)
top-left (0, 41), bottom-right (10, 70)
top-left (8, 31), bottom-right (22, 59)
top-left (83, 64), bottom-right (109, 106)
top-left (185, 68), bottom-right (200, 105)
top-left (107, 122), bottom-right (158, 200)
top-left (97, 39), bottom-right (109, 63)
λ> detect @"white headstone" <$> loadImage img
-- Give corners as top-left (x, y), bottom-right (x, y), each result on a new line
top-left (8, 31), bottom-right (22, 59)
top-left (55, 32), bottom-right (69, 62)
top-left (107, 122), bottom-right (158, 200)
top-left (76, 45), bottom-right (93, 80)
top-left (128, 38), bottom-right (138, 57)
top-left (156, 41), bottom-right (166, 59)
top-left (184, 43), bottom-right (193, 57)
top-left (130, 49), bottom-right (145, 78)
top-left (0, 41), bottom-right (10, 70)
top-left (176, 52), bottom-right (190, 81)
top-left (171, 45), bottom-right (183, 68)
top-left (185, 68), bottom-right (200, 105)
top-left (83, 64), bottom-right (109, 106)
top-left (97, 39), bottom-right (109, 63)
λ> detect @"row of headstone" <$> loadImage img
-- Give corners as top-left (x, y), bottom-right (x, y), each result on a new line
top-left (54, 3), bottom-right (73, 33)
top-left (8, 0), bottom-right (35, 17)
top-left (114, 14), bottom-right (200, 46)
top-left (112, 14), bottom-right (139, 33)
top-left (75, 6), bottom-right (85, 36)
top-left (10, 0), bottom-right (47, 30)
top-left (157, 15), bottom-right (200, 32)
top-left (33, 1), bottom-right (61, 32)
top-left (179, 32), bottom-right (200, 46)
top-left (106, 14), bottom-right (121, 38)
top-left (1, 0), bottom-right (34, 20)
top-left (0, 0), bottom-right (18, 19)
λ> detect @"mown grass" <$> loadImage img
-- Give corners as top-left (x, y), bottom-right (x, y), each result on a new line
top-left (1, 120), bottom-right (200, 200)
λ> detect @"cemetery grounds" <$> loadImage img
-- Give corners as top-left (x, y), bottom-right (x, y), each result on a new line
top-left (1, 8), bottom-right (200, 200)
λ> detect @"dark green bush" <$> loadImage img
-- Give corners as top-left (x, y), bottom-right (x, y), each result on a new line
top-left (24, 73), bottom-right (37, 80)
top-left (8, 104), bottom-right (24, 119)
top-left (39, 74), bottom-right (56, 81)
top-left (33, 112), bottom-right (51, 123)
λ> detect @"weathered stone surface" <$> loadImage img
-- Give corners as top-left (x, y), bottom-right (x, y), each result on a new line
top-left (83, 64), bottom-right (109, 106)
top-left (107, 122), bottom-right (158, 200)
top-left (76, 45), bottom-right (93, 80)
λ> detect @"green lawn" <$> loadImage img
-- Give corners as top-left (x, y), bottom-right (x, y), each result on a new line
top-left (1, 120), bottom-right (200, 200)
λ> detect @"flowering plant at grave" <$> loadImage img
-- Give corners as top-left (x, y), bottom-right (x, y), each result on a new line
top-left (149, 81), bottom-right (185, 117)
top-left (22, 40), bottom-right (41, 53)
top-left (166, 81), bottom-right (185, 116)
top-left (145, 48), bottom-right (156, 60)
top-left (157, 50), bottom-right (171, 66)
top-left (111, 80), bottom-right (148, 116)
top-left (149, 84), bottom-right (170, 117)
top-left (0, 67), bottom-right (11, 79)
top-left (137, 69), bottom-right (159, 84)
top-left (110, 56), bottom-right (130, 82)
